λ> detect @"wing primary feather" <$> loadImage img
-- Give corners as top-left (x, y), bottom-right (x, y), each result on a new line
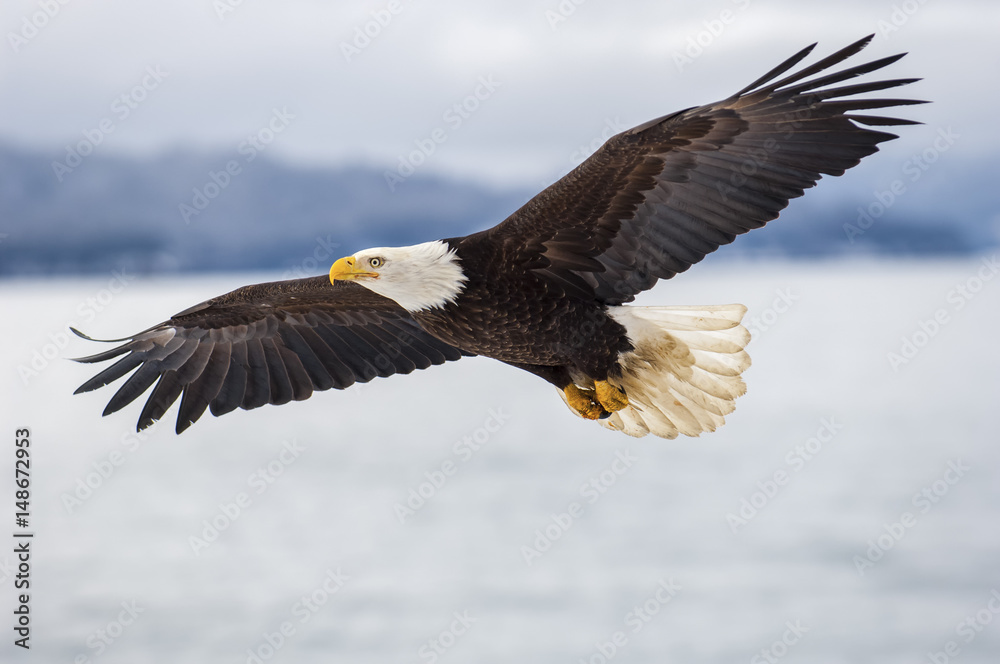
top-left (137, 371), bottom-right (184, 432)
top-left (71, 343), bottom-right (135, 364)
top-left (241, 338), bottom-right (271, 410)
top-left (378, 320), bottom-right (437, 370)
top-left (211, 341), bottom-right (249, 416)
top-left (326, 325), bottom-right (400, 379)
top-left (846, 115), bottom-right (917, 127)
top-left (757, 34), bottom-right (877, 93)
top-left (75, 353), bottom-right (146, 394)
top-left (102, 361), bottom-right (165, 416)
top-left (274, 342), bottom-right (314, 402)
top-left (811, 78), bottom-right (923, 100)
top-left (176, 343), bottom-right (232, 431)
top-left (291, 325), bottom-right (358, 388)
top-left (732, 41), bottom-right (819, 97)
top-left (259, 338), bottom-right (294, 406)
top-left (277, 325), bottom-right (340, 390)
top-left (70, 326), bottom-right (152, 345)
top-left (310, 325), bottom-right (379, 380)
top-left (361, 325), bottom-right (419, 374)
top-left (778, 53), bottom-right (908, 96)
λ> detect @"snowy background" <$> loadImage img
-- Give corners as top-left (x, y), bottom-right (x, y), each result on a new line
top-left (2, 0), bottom-right (1000, 661)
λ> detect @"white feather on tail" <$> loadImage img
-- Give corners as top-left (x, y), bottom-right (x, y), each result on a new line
top-left (558, 304), bottom-right (751, 439)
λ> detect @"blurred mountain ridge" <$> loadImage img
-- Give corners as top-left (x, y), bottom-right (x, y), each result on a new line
top-left (1, 142), bottom-right (996, 277)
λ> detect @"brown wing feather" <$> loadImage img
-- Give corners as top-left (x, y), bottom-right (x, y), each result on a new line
top-left (73, 276), bottom-right (471, 433)
top-left (483, 35), bottom-right (926, 304)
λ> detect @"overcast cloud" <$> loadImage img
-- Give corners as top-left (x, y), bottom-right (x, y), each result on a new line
top-left (1, 0), bottom-right (996, 188)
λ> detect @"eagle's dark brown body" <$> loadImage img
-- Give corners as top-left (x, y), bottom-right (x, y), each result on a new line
top-left (413, 235), bottom-right (634, 388)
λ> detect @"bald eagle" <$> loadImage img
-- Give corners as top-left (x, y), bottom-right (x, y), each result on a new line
top-left (73, 35), bottom-right (923, 438)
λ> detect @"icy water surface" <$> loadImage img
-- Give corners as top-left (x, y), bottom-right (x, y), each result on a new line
top-left (1, 259), bottom-right (998, 663)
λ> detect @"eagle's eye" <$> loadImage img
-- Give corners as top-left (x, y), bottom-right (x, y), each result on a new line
top-left (369, 257), bottom-right (384, 268)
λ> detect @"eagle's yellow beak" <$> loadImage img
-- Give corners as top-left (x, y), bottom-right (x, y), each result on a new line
top-left (329, 256), bottom-right (378, 283)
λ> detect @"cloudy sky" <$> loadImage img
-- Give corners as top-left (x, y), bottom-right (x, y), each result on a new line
top-left (2, 0), bottom-right (997, 188)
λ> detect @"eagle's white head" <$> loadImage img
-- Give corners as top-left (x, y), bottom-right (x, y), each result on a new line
top-left (329, 240), bottom-right (467, 312)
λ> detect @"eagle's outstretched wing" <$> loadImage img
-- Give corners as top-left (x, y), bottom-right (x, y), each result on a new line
top-left (72, 277), bottom-right (471, 433)
top-left (482, 35), bottom-right (926, 304)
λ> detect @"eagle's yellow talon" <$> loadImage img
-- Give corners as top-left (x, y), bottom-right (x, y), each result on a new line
top-left (595, 379), bottom-right (628, 412)
top-left (564, 384), bottom-right (605, 420)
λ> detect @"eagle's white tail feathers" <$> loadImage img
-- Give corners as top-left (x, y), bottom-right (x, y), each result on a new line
top-left (558, 305), bottom-right (751, 439)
